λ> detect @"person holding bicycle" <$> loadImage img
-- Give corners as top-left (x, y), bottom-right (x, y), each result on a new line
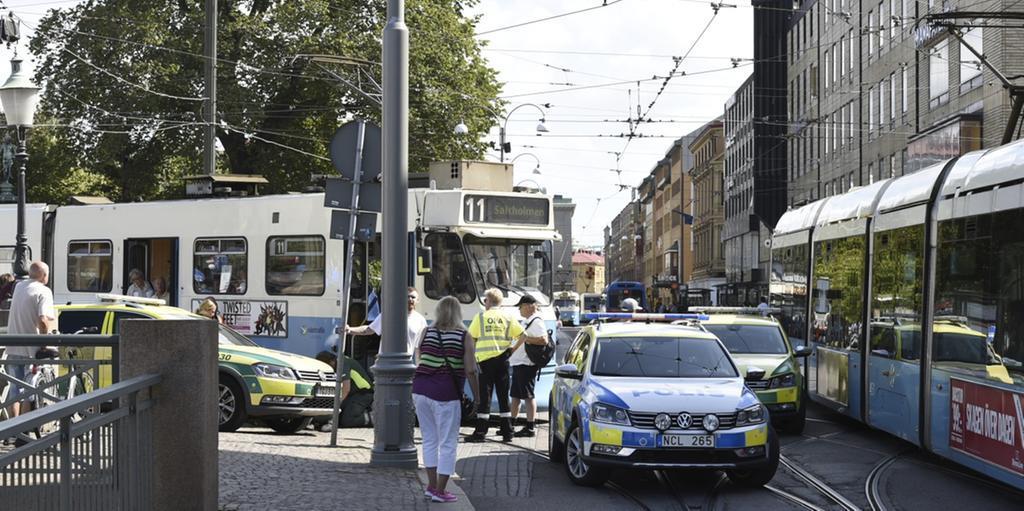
top-left (3, 261), bottom-right (56, 419)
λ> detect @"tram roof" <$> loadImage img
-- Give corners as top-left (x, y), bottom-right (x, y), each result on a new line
top-left (940, 140), bottom-right (1023, 197)
top-left (774, 198), bottom-right (831, 235)
top-left (875, 160), bottom-right (949, 212)
top-left (816, 178), bottom-right (892, 226)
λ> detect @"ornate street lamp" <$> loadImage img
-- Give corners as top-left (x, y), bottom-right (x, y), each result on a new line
top-left (453, 102), bottom-right (549, 162)
top-left (0, 57), bottom-right (41, 280)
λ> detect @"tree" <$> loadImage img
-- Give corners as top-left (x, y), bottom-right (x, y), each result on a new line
top-left (27, 0), bottom-right (501, 201)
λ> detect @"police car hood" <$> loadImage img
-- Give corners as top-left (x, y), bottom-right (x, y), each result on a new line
top-left (587, 376), bottom-right (760, 414)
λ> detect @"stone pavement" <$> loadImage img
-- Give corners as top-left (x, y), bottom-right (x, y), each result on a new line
top-left (218, 421), bottom-right (549, 511)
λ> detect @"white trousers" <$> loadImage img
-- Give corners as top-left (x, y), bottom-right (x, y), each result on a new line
top-left (413, 394), bottom-right (461, 476)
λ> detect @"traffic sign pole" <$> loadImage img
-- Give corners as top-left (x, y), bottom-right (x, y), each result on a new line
top-left (330, 120), bottom-right (366, 447)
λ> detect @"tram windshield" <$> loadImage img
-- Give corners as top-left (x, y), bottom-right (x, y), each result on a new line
top-left (702, 324), bottom-right (789, 355)
top-left (464, 236), bottom-right (552, 305)
top-left (554, 298), bottom-right (578, 310)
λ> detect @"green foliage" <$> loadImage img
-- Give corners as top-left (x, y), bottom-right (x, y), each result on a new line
top-left (27, 0), bottom-right (501, 201)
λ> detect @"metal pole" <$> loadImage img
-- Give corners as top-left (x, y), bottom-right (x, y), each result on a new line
top-left (330, 121), bottom-right (365, 447)
top-left (370, 0), bottom-right (417, 468)
top-left (12, 130), bottom-right (28, 280)
top-left (203, 0), bottom-right (217, 175)
top-left (499, 124), bottom-right (506, 162)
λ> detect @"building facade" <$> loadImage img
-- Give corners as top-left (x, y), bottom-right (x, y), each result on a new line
top-left (552, 195), bottom-right (576, 292)
top-left (572, 250), bottom-right (605, 294)
top-left (787, 0), bottom-right (1020, 205)
top-left (688, 120), bottom-right (727, 301)
top-left (603, 198), bottom-right (641, 284)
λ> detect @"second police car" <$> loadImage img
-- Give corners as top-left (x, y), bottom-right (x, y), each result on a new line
top-left (548, 313), bottom-right (779, 487)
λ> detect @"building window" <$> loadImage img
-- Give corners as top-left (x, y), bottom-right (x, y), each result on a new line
top-left (868, 163), bottom-right (875, 184)
top-left (838, 36), bottom-right (844, 80)
top-left (67, 241), bottom-right (111, 293)
top-left (869, 86), bottom-right (876, 136)
top-left (879, 80), bottom-right (886, 130)
top-left (902, 66), bottom-right (908, 113)
top-left (960, 28), bottom-right (983, 91)
top-left (889, 154), bottom-right (897, 178)
top-left (868, 10), bottom-right (875, 57)
top-left (193, 238), bottom-right (248, 295)
top-left (824, 49), bottom-right (831, 90)
top-left (890, 72), bottom-right (898, 123)
top-left (878, 2), bottom-right (886, 52)
top-left (930, 39), bottom-right (950, 107)
top-left (266, 236), bottom-right (326, 296)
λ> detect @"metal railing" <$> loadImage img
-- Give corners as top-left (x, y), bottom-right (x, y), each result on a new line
top-left (1, 335), bottom-right (120, 417)
top-left (0, 374), bottom-right (161, 510)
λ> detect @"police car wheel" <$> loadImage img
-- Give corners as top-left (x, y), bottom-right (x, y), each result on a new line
top-left (218, 375), bottom-right (247, 433)
top-left (725, 427), bottom-right (780, 488)
top-left (564, 421), bottom-right (608, 487)
top-left (548, 400), bottom-right (565, 463)
top-left (266, 417), bottom-right (313, 434)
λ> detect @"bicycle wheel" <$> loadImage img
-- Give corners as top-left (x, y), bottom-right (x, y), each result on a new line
top-left (68, 372), bottom-right (97, 422)
top-left (32, 370), bottom-right (61, 438)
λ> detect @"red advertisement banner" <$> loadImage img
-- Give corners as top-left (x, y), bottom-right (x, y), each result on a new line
top-left (949, 378), bottom-right (1024, 476)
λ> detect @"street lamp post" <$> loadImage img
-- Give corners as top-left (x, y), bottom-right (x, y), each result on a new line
top-left (0, 57), bottom-right (40, 281)
top-left (454, 103), bottom-right (549, 162)
top-left (511, 152), bottom-right (541, 175)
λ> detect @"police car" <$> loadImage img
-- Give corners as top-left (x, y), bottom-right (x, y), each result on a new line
top-left (693, 307), bottom-right (811, 433)
top-left (548, 313), bottom-right (779, 487)
top-left (56, 295), bottom-right (337, 433)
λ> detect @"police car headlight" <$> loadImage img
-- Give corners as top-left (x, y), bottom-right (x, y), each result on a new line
top-left (591, 403), bottom-right (631, 426)
top-left (768, 373), bottom-right (796, 389)
top-left (253, 363), bottom-right (298, 380)
top-left (735, 404), bottom-right (767, 426)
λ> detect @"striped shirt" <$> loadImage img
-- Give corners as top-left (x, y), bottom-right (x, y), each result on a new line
top-left (412, 326), bottom-right (467, 402)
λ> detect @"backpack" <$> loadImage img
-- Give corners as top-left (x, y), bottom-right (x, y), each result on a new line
top-left (523, 317), bottom-right (556, 367)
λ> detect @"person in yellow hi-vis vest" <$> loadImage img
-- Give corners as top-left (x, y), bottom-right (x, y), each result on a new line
top-left (465, 288), bottom-right (527, 443)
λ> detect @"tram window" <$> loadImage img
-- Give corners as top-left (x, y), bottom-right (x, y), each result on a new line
top-left (67, 240), bottom-right (113, 292)
top-left (812, 235), bottom-right (866, 353)
top-left (870, 328), bottom-right (896, 358)
top-left (266, 235), bottom-right (325, 296)
top-left (422, 233), bottom-right (475, 304)
top-left (193, 238), bottom-right (248, 295)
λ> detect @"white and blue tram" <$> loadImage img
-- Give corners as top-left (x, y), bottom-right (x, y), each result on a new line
top-left (771, 139), bottom-right (1024, 490)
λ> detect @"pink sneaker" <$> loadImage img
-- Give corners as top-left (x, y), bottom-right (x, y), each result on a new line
top-left (430, 490), bottom-right (458, 503)
top-left (424, 486), bottom-right (435, 498)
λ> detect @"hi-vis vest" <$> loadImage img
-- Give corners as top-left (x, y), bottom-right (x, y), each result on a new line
top-left (469, 310), bottom-right (524, 363)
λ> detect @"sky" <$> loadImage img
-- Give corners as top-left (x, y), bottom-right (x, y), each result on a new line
top-left (0, 0), bottom-right (754, 247)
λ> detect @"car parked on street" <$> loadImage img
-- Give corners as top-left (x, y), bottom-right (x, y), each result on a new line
top-left (548, 313), bottom-right (779, 487)
top-left (56, 294), bottom-right (338, 433)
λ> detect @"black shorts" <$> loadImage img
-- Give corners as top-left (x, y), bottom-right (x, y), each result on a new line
top-left (510, 364), bottom-right (540, 400)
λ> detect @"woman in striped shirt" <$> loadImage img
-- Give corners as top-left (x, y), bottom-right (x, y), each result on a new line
top-left (413, 296), bottom-right (480, 503)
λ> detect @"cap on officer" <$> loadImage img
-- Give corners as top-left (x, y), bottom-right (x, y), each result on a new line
top-left (621, 297), bottom-right (641, 312)
top-left (515, 295), bottom-right (538, 306)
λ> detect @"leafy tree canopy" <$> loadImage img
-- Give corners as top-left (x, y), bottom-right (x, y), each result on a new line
top-left (25, 0), bottom-right (502, 203)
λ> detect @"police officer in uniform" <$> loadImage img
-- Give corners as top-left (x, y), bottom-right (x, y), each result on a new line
top-left (465, 288), bottom-right (526, 442)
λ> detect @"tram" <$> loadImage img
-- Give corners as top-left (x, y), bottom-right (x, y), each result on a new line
top-left (553, 290), bottom-right (580, 326)
top-left (604, 280), bottom-right (647, 311)
top-left (0, 166), bottom-right (562, 365)
top-left (770, 139), bottom-right (1024, 490)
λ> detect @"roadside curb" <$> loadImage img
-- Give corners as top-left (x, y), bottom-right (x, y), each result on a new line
top-left (417, 468), bottom-right (475, 511)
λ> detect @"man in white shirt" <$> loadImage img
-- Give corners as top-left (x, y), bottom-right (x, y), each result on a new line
top-left (508, 295), bottom-right (549, 438)
top-left (4, 261), bottom-right (57, 418)
top-left (345, 286), bottom-right (428, 355)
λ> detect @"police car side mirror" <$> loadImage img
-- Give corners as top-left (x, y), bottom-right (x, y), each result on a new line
top-left (745, 367), bottom-right (766, 380)
top-left (794, 345), bottom-right (812, 358)
top-left (555, 363), bottom-right (582, 380)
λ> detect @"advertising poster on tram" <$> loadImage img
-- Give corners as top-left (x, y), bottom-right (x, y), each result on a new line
top-left (191, 299), bottom-right (289, 337)
top-left (949, 378), bottom-right (1024, 475)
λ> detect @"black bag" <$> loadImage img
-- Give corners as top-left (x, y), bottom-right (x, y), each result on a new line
top-left (523, 318), bottom-right (556, 367)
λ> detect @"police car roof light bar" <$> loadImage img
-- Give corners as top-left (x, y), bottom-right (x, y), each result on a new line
top-left (688, 306), bottom-right (781, 315)
top-left (581, 312), bottom-right (710, 322)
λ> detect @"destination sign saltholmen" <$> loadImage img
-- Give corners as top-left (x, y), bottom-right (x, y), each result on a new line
top-left (463, 195), bottom-right (550, 225)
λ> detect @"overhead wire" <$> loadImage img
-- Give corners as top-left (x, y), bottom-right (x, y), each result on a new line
top-left (475, 0), bottom-right (629, 36)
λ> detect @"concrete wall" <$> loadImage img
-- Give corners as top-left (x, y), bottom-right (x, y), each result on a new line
top-left (120, 319), bottom-right (219, 511)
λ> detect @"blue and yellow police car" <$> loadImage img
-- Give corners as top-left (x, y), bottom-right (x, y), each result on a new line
top-left (548, 313), bottom-right (779, 487)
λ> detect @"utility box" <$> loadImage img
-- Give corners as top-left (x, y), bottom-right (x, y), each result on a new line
top-left (184, 174), bottom-right (269, 197)
top-left (428, 160), bottom-right (513, 192)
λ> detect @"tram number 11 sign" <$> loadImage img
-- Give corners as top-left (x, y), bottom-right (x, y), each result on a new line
top-left (463, 195), bottom-right (549, 225)
top-left (949, 377), bottom-right (1024, 475)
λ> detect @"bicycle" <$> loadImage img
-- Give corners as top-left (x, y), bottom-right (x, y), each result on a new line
top-left (24, 327), bottom-right (100, 437)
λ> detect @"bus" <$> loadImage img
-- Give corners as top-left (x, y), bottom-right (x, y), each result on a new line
top-left (605, 280), bottom-right (647, 312)
top-left (770, 140), bottom-right (1024, 491)
top-left (553, 291), bottom-right (580, 326)
top-left (581, 292), bottom-right (603, 314)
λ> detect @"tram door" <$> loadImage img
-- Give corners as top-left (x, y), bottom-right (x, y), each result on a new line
top-left (123, 238), bottom-right (179, 306)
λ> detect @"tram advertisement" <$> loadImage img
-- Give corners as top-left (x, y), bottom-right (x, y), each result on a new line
top-left (190, 299), bottom-right (289, 337)
top-left (949, 378), bottom-right (1024, 475)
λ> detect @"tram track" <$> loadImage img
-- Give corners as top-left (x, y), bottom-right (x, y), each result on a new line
top-left (865, 453), bottom-right (901, 511)
top-left (778, 454), bottom-right (861, 511)
top-left (654, 469), bottom-right (724, 511)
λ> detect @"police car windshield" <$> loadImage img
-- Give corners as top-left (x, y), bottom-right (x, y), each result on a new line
top-left (591, 337), bottom-right (737, 378)
top-left (218, 325), bottom-right (260, 347)
top-left (702, 324), bottom-right (788, 355)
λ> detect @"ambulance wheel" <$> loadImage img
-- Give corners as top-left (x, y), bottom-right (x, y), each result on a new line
top-left (548, 400), bottom-right (565, 463)
top-left (267, 417), bottom-right (313, 434)
top-left (726, 427), bottom-right (779, 488)
top-left (777, 396), bottom-right (807, 435)
top-left (564, 420), bottom-right (608, 487)
top-left (218, 376), bottom-right (248, 432)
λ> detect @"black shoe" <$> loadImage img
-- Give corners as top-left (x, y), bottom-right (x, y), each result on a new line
top-left (464, 433), bottom-right (486, 443)
top-left (501, 433), bottom-right (513, 442)
top-left (513, 428), bottom-right (535, 438)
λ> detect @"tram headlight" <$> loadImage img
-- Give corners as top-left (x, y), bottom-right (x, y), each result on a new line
top-left (735, 404), bottom-right (767, 426)
top-left (768, 373), bottom-right (796, 389)
top-left (590, 403), bottom-right (631, 426)
top-left (253, 363), bottom-right (298, 380)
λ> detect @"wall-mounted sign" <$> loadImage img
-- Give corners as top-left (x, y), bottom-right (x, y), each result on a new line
top-left (949, 378), bottom-right (1024, 476)
top-left (191, 299), bottom-right (289, 338)
top-left (463, 195), bottom-right (549, 225)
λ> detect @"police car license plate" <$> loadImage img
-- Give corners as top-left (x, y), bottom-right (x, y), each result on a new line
top-left (661, 434), bottom-right (715, 448)
top-left (314, 385), bottom-right (335, 398)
